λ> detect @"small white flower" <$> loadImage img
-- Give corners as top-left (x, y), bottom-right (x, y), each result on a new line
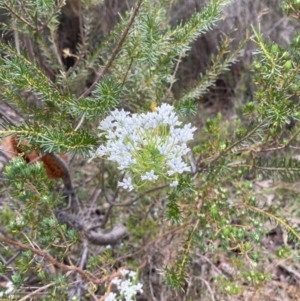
top-left (128, 270), bottom-right (137, 279)
top-left (110, 108), bottom-right (130, 123)
top-left (134, 282), bottom-right (143, 293)
top-left (99, 115), bottom-right (115, 130)
top-left (104, 292), bottom-right (117, 301)
top-left (157, 143), bottom-right (171, 155)
top-left (15, 216), bottom-right (24, 226)
top-left (0, 281), bottom-right (14, 298)
top-left (170, 180), bottom-right (178, 187)
top-left (141, 170), bottom-right (158, 181)
top-left (108, 270), bottom-right (143, 301)
top-left (167, 157), bottom-right (191, 175)
top-left (157, 103), bottom-right (181, 126)
top-left (112, 277), bottom-right (121, 286)
top-left (171, 124), bottom-right (197, 143)
top-left (96, 145), bottom-right (109, 157)
top-left (120, 269), bottom-right (130, 276)
top-left (118, 177), bottom-right (134, 191)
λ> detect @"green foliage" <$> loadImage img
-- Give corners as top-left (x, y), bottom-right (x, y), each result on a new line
top-left (1, 0), bottom-right (300, 300)
top-left (68, 77), bottom-right (122, 120)
top-left (179, 35), bottom-right (247, 103)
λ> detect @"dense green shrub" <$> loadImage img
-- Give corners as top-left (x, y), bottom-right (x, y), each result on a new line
top-left (0, 0), bottom-right (300, 300)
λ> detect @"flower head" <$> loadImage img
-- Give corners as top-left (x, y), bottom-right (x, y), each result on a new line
top-left (118, 177), bottom-right (134, 191)
top-left (105, 269), bottom-right (143, 301)
top-left (95, 104), bottom-right (196, 190)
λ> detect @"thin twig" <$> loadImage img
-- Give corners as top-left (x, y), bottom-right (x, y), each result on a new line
top-left (18, 0), bottom-right (31, 20)
top-left (148, 261), bottom-right (158, 301)
top-left (101, 184), bottom-right (168, 227)
top-left (0, 235), bottom-right (92, 282)
top-left (39, 0), bottom-right (66, 31)
top-left (77, 0), bottom-right (144, 100)
top-left (78, 1), bottom-right (87, 56)
top-left (199, 118), bottom-right (267, 170)
top-left (47, 153), bottom-right (81, 209)
top-left (13, 18), bottom-right (20, 54)
top-left (0, 149), bottom-right (11, 162)
top-left (197, 252), bottom-right (222, 275)
top-left (278, 263), bottom-right (300, 279)
top-left (100, 204), bottom-right (113, 227)
top-left (111, 184), bottom-right (168, 207)
top-left (2, 3), bottom-right (35, 30)
top-left (233, 126), bottom-right (300, 154)
top-left (116, 222), bottom-right (193, 262)
top-left (101, 185), bottom-right (168, 227)
top-left (88, 188), bottom-right (102, 214)
top-left (213, 119), bottom-right (267, 162)
top-left (5, 251), bottom-right (21, 266)
top-left (196, 276), bottom-right (215, 301)
top-left (49, 27), bottom-right (64, 69)
top-left (168, 54), bottom-right (182, 92)
top-left (74, 113), bottom-right (86, 131)
top-left (183, 276), bottom-right (192, 301)
top-left (229, 162), bottom-right (300, 173)
top-left (75, 240), bottom-right (89, 299)
top-left (23, 37), bottom-right (34, 62)
top-left (0, 110), bottom-right (17, 126)
top-left (121, 58), bottom-right (134, 87)
top-left (18, 282), bottom-right (55, 301)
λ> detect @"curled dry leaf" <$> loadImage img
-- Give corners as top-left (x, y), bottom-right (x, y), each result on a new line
top-left (1, 135), bottom-right (68, 179)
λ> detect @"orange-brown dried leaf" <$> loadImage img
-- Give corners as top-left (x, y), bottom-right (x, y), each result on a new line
top-left (1, 135), bottom-right (68, 179)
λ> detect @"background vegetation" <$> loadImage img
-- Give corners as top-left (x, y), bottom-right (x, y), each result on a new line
top-left (0, 0), bottom-right (300, 300)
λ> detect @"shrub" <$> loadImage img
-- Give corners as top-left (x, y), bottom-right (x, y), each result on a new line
top-left (0, 0), bottom-right (300, 300)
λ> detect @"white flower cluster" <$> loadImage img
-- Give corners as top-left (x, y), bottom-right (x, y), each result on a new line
top-left (104, 269), bottom-right (143, 301)
top-left (0, 281), bottom-right (14, 298)
top-left (96, 103), bottom-right (196, 191)
top-left (15, 216), bottom-right (25, 226)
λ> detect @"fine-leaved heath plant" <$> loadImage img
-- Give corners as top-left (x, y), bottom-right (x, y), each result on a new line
top-left (1, 0), bottom-right (300, 300)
